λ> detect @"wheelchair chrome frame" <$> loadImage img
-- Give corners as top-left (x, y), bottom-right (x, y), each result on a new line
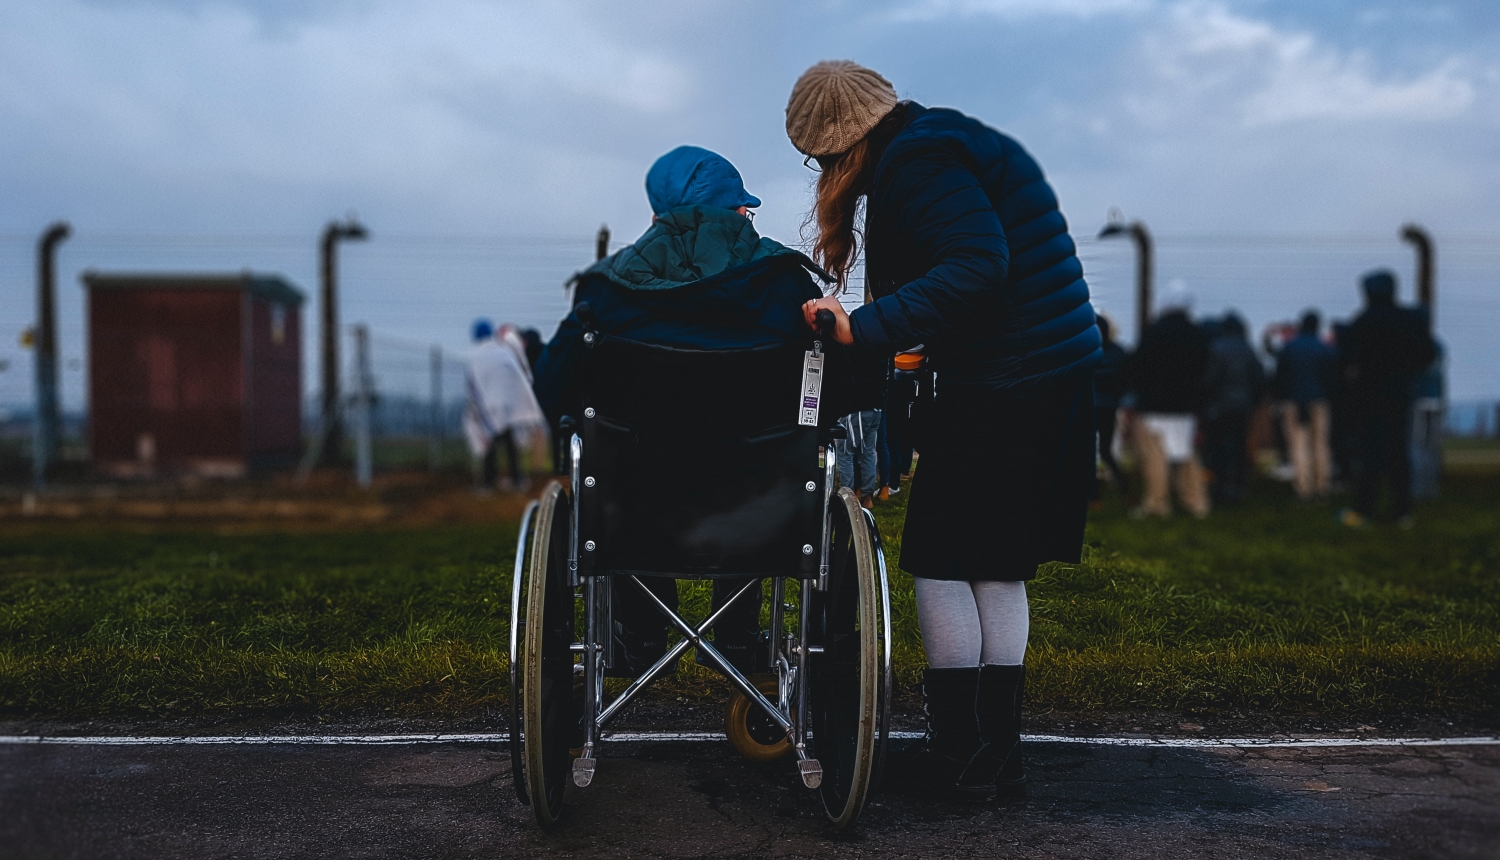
top-left (863, 505), bottom-right (894, 780)
top-left (508, 497), bottom-right (541, 805)
top-left (509, 499), bottom-right (540, 693)
top-left (565, 429), bottom-right (836, 790)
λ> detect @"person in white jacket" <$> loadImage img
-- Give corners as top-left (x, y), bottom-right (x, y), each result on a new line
top-left (465, 319), bottom-right (545, 491)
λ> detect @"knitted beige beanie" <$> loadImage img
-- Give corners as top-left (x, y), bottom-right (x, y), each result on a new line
top-left (785, 60), bottom-right (898, 157)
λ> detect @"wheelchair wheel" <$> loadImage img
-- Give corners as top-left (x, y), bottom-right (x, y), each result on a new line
top-left (724, 678), bottom-right (793, 762)
top-left (520, 481), bottom-right (581, 828)
top-left (806, 487), bottom-right (890, 829)
top-left (509, 498), bottom-right (541, 806)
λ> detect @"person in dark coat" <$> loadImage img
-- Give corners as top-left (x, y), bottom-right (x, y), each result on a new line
top-left (1273, 311), bottom-right (1336, 499)
top-left (1202, 312), bottom-right (1265, 506)
top-left (533, 146), bottom-right (831, 678)
top-left (519, 328), bottom-right (544, 370)
top-left (1126, 293), bottom-right (1212, 517)
top-left (1329, 320), bottom-right (1359, 488)
top-left (1338, 270), bottom-right (1437, 526)
top-left (787, 61), bottom-right (1101, 798)
top-left (1091, 315), bottom-right (1129, 501)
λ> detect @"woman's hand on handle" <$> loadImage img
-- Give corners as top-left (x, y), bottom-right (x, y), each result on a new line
top-left (802, 297), bottom-right (854, 346)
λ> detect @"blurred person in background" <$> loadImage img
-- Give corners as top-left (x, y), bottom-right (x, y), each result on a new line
top-left (495, 323), bottom-right (531, 371)
top-left (1329, 320), bottom-right (1359, 490)
top-left (1091, 315), bottom-right (1129, 503)
top-left (789, 61), bottom-right (1101, 798)
top-left (836, 407), bottom-right (882, 508)
top-left (1126, 285), bottom-right (1211, 518)
top-left (1339, 270), bottom-right (1437, 527)
top-left (1261, 320), bottom-right (1299, 482)
top-left (519, 327), bottom-right (544, 370)
top-left (532, 145), bottom-right (831, 678)
top-left (1410, 336), bottom-right (1446, 501)
top-left (465, 319), bottom-right (545, 492)
top-left (1202, 312), bottom-right (1265, 506)
top-left (1274, 311), bottom-right (1336, 500)
top-left (876, 410), bottom-right (893, 500)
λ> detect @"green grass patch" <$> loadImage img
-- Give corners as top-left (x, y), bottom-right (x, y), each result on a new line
top-left (0, 527), bottom-right (517, 715)
top-left (3, 473), bottom-right (1498, 719)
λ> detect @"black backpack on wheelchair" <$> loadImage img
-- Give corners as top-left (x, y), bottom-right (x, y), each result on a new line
top-left (509, 316), bottom-right (893, 829)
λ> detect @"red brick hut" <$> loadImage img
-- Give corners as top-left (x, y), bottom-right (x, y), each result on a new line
top-left (82, 272), bottom-right (305, 478)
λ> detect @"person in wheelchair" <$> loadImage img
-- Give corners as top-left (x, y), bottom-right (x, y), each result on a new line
top-left (533, 145), bottom-right (832, 681)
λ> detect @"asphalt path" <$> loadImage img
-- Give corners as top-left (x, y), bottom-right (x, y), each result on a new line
top-left (4, 734), bottom-right (1498, 860)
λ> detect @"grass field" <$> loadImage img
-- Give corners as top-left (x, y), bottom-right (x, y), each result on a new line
top-left (2, 471), bottom-right (1497, 720)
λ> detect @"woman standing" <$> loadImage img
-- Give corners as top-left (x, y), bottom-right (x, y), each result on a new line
top-left (788, 61), bottom-right (1101, 797)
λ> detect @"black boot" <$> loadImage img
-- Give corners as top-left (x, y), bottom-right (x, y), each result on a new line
top-left (957, 664), bottom-right (1026, 797)
top-left (890, 667), bottom-right (983, 792)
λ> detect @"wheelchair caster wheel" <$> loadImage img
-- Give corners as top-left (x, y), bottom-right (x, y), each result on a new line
top-left (724, 679), bottom-right (793, 762)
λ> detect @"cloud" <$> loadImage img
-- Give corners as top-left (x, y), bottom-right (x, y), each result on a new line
top-left (1035, 0), bottom-right (1496, 236)
top-left (0, 0), bottom-right (698, 231)
top-left (1141, 2), bottom-right (1476, 127)
top-left (887, 0), bottom-right (1149, 22)
top-left (3, 0), bottom-right (1499, 400)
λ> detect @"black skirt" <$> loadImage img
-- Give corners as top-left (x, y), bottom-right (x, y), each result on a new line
top-left (899, 375), bottom-right (1095, 582)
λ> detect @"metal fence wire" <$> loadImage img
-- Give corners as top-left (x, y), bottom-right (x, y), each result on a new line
top-left (332, 327), bottom-right (472, 476)
top-left (1, 229), bottom-right (1499, 485)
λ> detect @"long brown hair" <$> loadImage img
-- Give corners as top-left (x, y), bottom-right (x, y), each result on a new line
top-left (808, 103), bottom-right (908, 292)
top-left (810, 139), bottom-right (876, 291)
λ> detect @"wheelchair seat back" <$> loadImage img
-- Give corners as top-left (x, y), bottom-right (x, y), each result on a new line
top-left (577, 334), bottom-right (823, 578)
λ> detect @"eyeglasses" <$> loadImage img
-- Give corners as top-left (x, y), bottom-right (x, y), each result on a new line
top-left (803, 154), bottom-right (821, 173)
top-left (744, 209), bottom-right (756, 223)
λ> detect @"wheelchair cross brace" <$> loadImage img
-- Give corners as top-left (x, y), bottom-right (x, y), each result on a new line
top-left (571, 572), bottom-right (821, 788)
top-left (567, 429), bottom-right (834, 791)
top-left (593, 577), bottom-right (777, 731)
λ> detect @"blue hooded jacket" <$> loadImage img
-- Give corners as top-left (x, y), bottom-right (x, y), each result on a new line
top-left (853, 104), bottom-right (1101, 397)
top-left (1275, 333), bottom-right (1335, 406)
top-left (532, 205), bottom-right (830, 426)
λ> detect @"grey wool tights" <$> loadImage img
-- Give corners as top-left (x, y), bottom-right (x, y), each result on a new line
top-left (913, 578), bottom-right (1029, 668)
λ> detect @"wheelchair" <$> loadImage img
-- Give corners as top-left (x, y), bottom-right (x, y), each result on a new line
top-left (509, 312), bottom-right (893, 829)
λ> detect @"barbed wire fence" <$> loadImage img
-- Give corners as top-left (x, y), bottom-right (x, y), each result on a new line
top-left (297, 327), bottom-right (475, 485)
top-left (1, 228), bottom-right (1498, 486)
top-left (307, 325), bottom-right (561, 486)
top-left (360, 329), bottom-right (469, 472)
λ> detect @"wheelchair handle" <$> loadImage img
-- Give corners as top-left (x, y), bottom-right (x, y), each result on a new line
top-left (814, 308), bottom-right (837, 342)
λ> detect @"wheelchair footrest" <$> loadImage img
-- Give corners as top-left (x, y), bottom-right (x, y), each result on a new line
top-left (797, 758), bottom-right (822, 789)
top-left (572, 756), bottom-right (597, 787)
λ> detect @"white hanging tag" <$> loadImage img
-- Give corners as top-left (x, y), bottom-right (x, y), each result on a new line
top-left (799, 350), bottom-right (825, 427)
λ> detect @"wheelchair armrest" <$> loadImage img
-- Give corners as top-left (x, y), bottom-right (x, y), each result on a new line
top-left (822, 425), bottom-right (848, 443)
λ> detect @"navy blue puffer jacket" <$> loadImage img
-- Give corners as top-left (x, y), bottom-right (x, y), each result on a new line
top-left (853, 104), bottom-right (1101, 396)
top-left (533, 206), bottom-right (833, 428)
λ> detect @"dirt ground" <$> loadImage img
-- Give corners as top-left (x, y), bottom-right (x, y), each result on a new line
top-left (3, 733), bottom-right (1497, 860)
top-left (0, 471), bottom-right (537, 526)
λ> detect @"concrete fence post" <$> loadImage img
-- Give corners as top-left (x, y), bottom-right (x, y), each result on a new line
top-left (429, 345), bottom-right (442, 473)
top-left (352, 324), bottom-right (374, 488)
top-left (34, 222), bottom-right (70, 488)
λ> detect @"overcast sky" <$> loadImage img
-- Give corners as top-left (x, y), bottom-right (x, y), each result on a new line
top-left (3, 0), bottom-right (1498, 408)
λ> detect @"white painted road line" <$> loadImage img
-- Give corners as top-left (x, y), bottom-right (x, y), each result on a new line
top-left (1, 732), bottom-right (1496, 749)
top-left (1024, 734), bottom-right (1500, 749)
